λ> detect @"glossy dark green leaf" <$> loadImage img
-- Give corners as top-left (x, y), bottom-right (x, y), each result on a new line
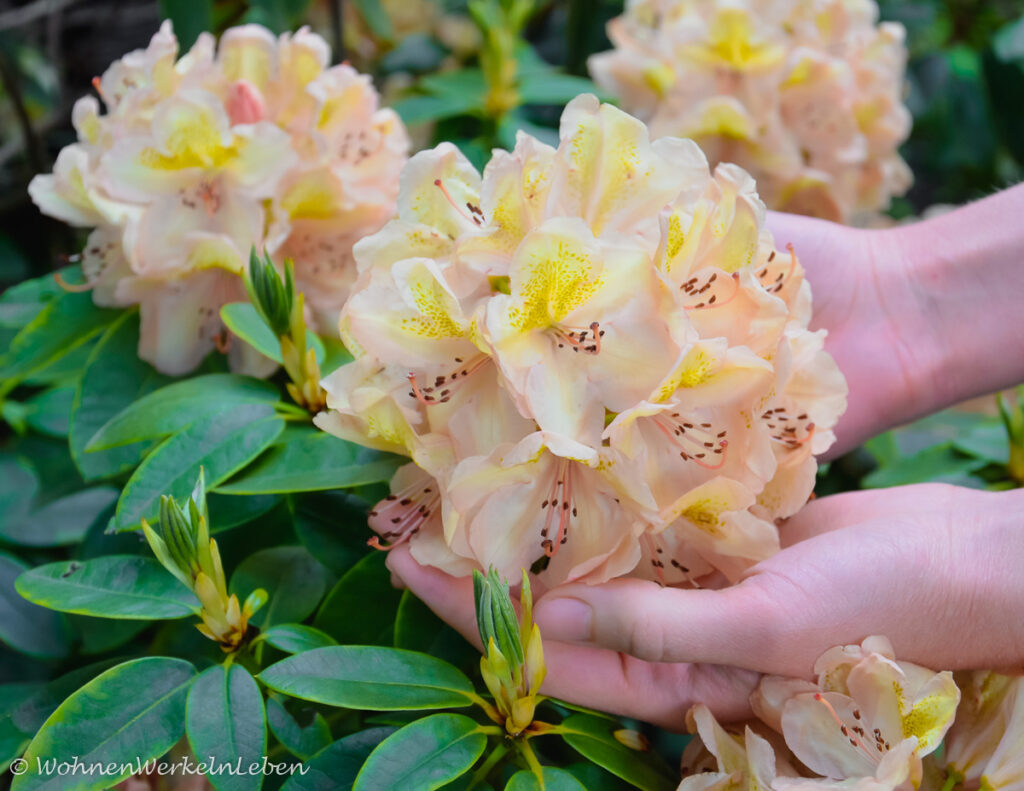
top-left (313, 552), bottom-right (402, 645)
top-left (12, 657), bottom-right (196, 791)
top-left (115, 403), bottom-right (285, 530)
top-left (517, 73), bottom-right (606, 105)
top-left (280, 727), bottom-right (395, 791)
top-left (559, 714), bottom-right (676, 791)
top-left (393, 92), bottom-right (484, 125)
top-left (208, 493), bottom-right (282, 533)
top-left (159, 0), bottom-right (213, 48)
top-left (24, 386), bottom-right (75, 437)
top-left (953, 421), bottom-right (1011, 464)
top-left (395, 590), bottom-right (478, 673)
top-left (9, 660), bottom-right (123, 736)
top-left (0, 682), bottom-right (37, 772)
top-left (0, 270), bottom-right (65, 330)
top-left (293, 491), bottom-right (374, 575)
top-left (266, 697), bottom-right (332, 761)
top-left (0, 552), bottom-right (71, 659)
top-left (0, 455), bottom-right (37, 524)
top-left (15, 555), bottom-right (198, 619)
top-left (87, 373), bottom-right (280, 451)
top-left (258, 646), bottom-right (475, 710)
top-left (217, 426), bottom-right (402, 494)
top-left (863, 443), bottom-right (986, 488)
top-left (220, 302), bottom-right (324, 366)
top-left (506, 768), bottom-right (587, 791)
top-left (1, 487), bottom-right (117, 547)
top-left (70, 314), bottom-right (170, 481)
top-left (186, 664), bottom-right (267, 791)
top-left (259, 624), bottom-right (338, 654)
top-left (353, 713), bottom-right (487, 791)
top-left (563, 763), bottom-right (633, 791)
top-left (71, 615), bottom-right (151, 655)
top-left (0, 289), bottom-right (118, 390)
top-left (229, 546), bottom-right (328, 629)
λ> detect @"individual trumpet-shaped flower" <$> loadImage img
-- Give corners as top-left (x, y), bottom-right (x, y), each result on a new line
top-left (319, 95), bottom-right (844, 586)
top-left (751, 636), bottom-right (959, 783)
top-left (141, 470), bottom-right (266, 652)
top-left (474, 567), bottom-right (546, 736)
top-left (29, 21), bottom-right (407, 375)
top-left (589, 0), bottom-right (912, 223)
top-left (934, 672), bottom-right (1024, 791)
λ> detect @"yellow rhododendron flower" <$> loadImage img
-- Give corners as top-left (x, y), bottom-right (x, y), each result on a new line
top-left (589, 0), bottom-right (912, 224)
top-left (29, 21), bottom-right (408, 375)
top-left (316, 95), bottom-right (846, 586)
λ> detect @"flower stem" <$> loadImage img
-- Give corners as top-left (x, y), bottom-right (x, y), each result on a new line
top-left (516, 738), bottom-right (545, 783)
top-left (941, 770), bottom-right (963, 791)
top-left (467, 741), bottom-right (509, 790)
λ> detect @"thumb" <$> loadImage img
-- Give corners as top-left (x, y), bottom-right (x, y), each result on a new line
top-left (533, 577), bottom-right (783, 671)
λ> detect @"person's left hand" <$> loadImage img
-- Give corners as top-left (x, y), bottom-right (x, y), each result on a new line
top-left (387, 483), bottom-right (1024, 731)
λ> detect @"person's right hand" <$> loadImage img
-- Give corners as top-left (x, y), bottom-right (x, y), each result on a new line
top-left (769, 183), bottom-right (1024, 457)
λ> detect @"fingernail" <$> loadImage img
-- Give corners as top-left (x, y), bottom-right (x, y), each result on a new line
top-left (535, 597), bottom-right (593, 643)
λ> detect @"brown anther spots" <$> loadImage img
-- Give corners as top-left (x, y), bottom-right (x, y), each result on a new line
top-left (539, 460), bottom-right (577, 558)
top-left (682, 270), bottom-right (740, 311)
top-left (407, 355), bottom-right (492, 406)
top-left (368, 477), bottom-right (442, 550)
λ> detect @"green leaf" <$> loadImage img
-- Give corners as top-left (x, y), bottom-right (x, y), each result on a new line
top-left (159, 0), bottom-right (213, 48)
top-left (220, 302), bottom-right (324, 366)
top-left (115, 403), bottom-right (285, 530)
top-left (186, 664), bottom-right (267, 791)
top-left (209, 493), bottom-right (282, 533)
top-left (0, 289), bottom-right (118, 390)
top-left (0, 682), bottom-right (37, 772)
top-left (217, 426), bottom-right (403, 494)
top-left (517, 73), bottom-right (606, 105)
top-left (1, 487), bottom-right (117, 547)
top-left (354, 713), bottom-right (487, 791)
top-left (229, 546), bottom-right (328, 629)
top-left (953, 421), bottom-right (1011, 464)
top-left (559, 715), bottom-right (676, 791)
top-left (393, 93), bottom-right (484, 125)
top-left (71, 615), bottom-right (151, 655)
top-left (24, 386), bottom-right (76, 437)
top-left (395, 590), bottom-right (477, 671)
top-left (281, 728), bottom-right (395, 791)
top-left (506, 768), bottom-right (587, 791)
top-left (12, 657), bottom-right (196, 791)
top-left (0, 551), bottom-right (71, 659)
top-left (15, 555), bottom-right (198, 620)
top-left (258, 646), bottom-right (476, 710)
top-left (0, 455), bottom-right (37, 524)
top-left (9, 660), bottom-right (123, 736)
top-left (70, 313), bottom-right (170, 481)
top-left (0, 270), bottom-right (65, 330)
top-left (266, 697), bottom-right (332, 761)
top-left (88, 373), bottom-right (280, 451)
top-left (863, 443), bottom-right (986, 488)
top-left (353, 0), bottom-right (394, 40)
top-left (259, 624), bottom-right (338, 654)
top-left (314, 552), bottom-right (402, 645)
top-left (293, 491), bottom-right (375, 574)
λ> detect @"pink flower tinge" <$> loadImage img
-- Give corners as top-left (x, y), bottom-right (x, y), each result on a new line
top-left (30, 21), bottom-right (408, 375)
top-left (315, 95), bottom-right (847, 587)
top-left (589, 0), bottom-right (912, 224)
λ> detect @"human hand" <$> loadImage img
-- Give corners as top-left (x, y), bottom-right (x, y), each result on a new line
top-left (769, 183), bottom-right (1024, 456)
top-left (389, 484), bottom-right (1024, 730)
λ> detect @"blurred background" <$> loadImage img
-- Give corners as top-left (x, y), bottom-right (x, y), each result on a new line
top-left (2, 0), bottom-right (1024, 489)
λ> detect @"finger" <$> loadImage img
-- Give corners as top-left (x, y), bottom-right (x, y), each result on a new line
top-left (533, 576), bottom-right (776, 668)
top-left (385, 548), bottom-right (758, 729)
top-left (781, 483), bottom-right (964, 546)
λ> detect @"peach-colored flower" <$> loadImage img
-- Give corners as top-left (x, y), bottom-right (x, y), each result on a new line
top-left (589, 0), bottom-right (912, 224)
top-left (29, 21), bottom-right (407, 375)
top-left (752, 637), bottom-right (959, 784)
top-left (318, 95), bottom-right (845, 585)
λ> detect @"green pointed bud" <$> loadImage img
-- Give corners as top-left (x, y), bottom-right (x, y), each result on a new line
top-left (245, 247), bottom-right (292, 337)
top-left (473, 568), bottom-right (524, 669)
top-left (141, 519), bottom-right (190, 589)
top-left (519, 569), bottom-right (533, 646)
top-left (189, 467), bottom-right (209, 527)
top-left (242, 588), bottom-right (268, 618)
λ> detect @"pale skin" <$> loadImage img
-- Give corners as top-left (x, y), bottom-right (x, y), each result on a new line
top-left (387, 184), bottom-right (1024, 731)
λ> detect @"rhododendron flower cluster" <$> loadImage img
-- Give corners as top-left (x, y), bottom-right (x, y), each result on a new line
top-left (316, 94), bottom-right (847, 586)
top-left (680, 637), bottom-right (963, 791)
top-left (29, 21), bottom-right (408, 375)
top-left (588, 0), bottom-right (912, 224)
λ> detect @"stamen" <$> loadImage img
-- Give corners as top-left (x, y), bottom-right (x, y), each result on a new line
top-left (214, 328), bottom-right (232, 354)
top-left (551, 321), bottom-right (604, 354)
top-left (653, 414), bottom-right (728, 470)
top-left (433, 179), bottom-right (482, 226)
top-left (54, 271), bottom-right (94, 293)
top-left (540, 461), bottom-right (574, 558)
top-left (407, 355), bottom-right (491, 406)
top-left (369, 479), bottom-right (440, 550)
top-left (757, 243), bottom-right (799, 295)
top-left (682, 271), bottom-right (740, 310)
top-left (813, 693), bottom-right (879, 761)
